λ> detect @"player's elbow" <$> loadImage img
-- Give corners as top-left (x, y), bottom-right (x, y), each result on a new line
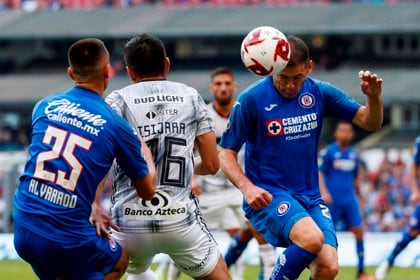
top-left (204, 160), bottom-right (220, 175)
top-left (133, 175), bottom-right (156, 200)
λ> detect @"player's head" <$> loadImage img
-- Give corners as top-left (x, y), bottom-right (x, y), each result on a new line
top-left (67, 38), bottom-right (111, 91)
top-left (210, 67), bottom-right (237, 106)
top-left (272, 36), bottom-right (313, 99)
top-left (124, 33), bottom-right (170, 82)
top-left (334, 121), bottom-right (355, 146)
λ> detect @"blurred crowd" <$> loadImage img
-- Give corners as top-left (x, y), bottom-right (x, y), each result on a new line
top-left (0, 0), bottom-right (416, 13)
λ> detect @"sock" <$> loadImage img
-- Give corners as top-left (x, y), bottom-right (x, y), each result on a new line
top-left (270, 245), bottom-right (316, 280)
top-left (155, 255), bottom-right (170, 277)
top-left (387, 231), bottom-right (415, 265)
top-left (224, 232), bottom-right (248, 268)
top-left (127, 268), bottom-right (158, 280)
top-left (356, 239), bottom-right (365, 275)
top-left (259, 243), bottom-right (276, 279)
top-left (167, 260), bottom-right (181, 280)
top-left (231, 254), bottom-right (245, 280)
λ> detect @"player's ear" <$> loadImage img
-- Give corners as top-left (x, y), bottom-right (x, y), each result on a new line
top-left (307, 60), bottom-right (314, 75)
top-left (67, 67), bottom-right (76, 81)
top-left (165, 57), bottom-right (170, 74)
top-left (103, 64), bottom-right (112, 80)
top-left (126, 66), bottom-right (137, 82)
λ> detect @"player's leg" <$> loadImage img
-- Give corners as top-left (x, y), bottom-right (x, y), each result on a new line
top-left (306, 200), bottom-right (339, 280)
top-left (111, 230), bottom-right (157, 280)
top-left (375, 204), bottom-right (420, 280)
top-left (248, 224), bottom-right (276, 280)
top-left (247, 194), bottom-right (322, 280)
top-left (167, 209), bottom-right (231, 280)
top-left (167, 259), bottom-right (182, 280)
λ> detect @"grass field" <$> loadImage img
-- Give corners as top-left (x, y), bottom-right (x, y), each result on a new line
top-left (1, 260), bottom-right (420, 280)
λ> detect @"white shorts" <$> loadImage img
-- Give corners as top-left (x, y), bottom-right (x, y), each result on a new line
top-left (111, 215), bottom-right (221, 278)
top-left (198, 188), bottom-right (248, 231)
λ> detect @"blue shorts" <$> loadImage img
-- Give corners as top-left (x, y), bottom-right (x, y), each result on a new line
top-left (14, 223), bottom-right (123, 280)
top-left (244, 192), bottom-right (337, 248)
top-left (329, 197), bottom-right (362, 230)
top-left (408, 204), bottom-right (420, 231)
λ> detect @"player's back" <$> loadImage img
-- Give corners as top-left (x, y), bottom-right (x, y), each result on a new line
top-left (14, 87), bottom-right (129, 242)
top-left (107, 80), bottom-right (214, 232)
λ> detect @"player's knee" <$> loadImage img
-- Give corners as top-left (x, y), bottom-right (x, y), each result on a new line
top-left (113, 249), bottom-right (129, 276)
top-left (297, 230), bottom-right (324, 254)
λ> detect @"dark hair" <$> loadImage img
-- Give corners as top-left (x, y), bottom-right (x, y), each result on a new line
top-left (287, 36), bottom-right (310, 67)
top-left (211, 66), bottom-right (235, 80)
top-left (68, 38), bottom-right (108, 79)
top-left (124, 33), bottom-right (166, 77)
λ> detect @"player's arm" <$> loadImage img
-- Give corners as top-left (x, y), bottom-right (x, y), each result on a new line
top-left (318, 171), bottom-right (332, 205)
top-left (194, 131), bottom-right (219, 175)
top-left (90, 175), bottom-right (120, 239)
top-left (352, 70), bottom-right (383, 131)
top-left (132, 141), bottom-right (156, 200)
top-left (220, 148), bottom-right (272, 210)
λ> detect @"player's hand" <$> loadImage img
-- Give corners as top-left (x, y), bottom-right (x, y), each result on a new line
top-left (89, 202), bottom-right (120, 240)
top-left (359, 70), bottom-right (383, 97)
top-left (243, 184), bottom-right (273, 210)
top-left (191, 176), bottom-right (202, 196)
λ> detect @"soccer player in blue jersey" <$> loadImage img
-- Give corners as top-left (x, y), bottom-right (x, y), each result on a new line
top-left (219, 35), bottom-right (383, 280)
top-left (318, 122), bottom-right (373, 280)
top-left (375, 135), bottom-right (420, 280)
top-left (13, 38), bottom-right (156, 280)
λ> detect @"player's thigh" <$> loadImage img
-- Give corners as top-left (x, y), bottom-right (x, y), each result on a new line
top-left (308, 201), bottom-right (338, 248)
top-left (245, 192), bottom-right (309, 247)
top-left (343, 199), bottom-right (363, 229)
top-left (111, 230), bottom-right (155, 274)
top-left (165, 217), bottom-right (222, 278)
top-left (196, 254), bottom-right (230, 280)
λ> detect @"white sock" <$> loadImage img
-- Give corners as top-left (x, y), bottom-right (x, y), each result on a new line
top-left (259, 244), bottom-right (276, 280)
top-left (167, 260), bottom-right (181, 280)
top-left (127, 268), bottom-right (158, 280)
top-left (155, 255), bottom-right (170, 277)
top-left (231, 254), bottom-right (245, 280)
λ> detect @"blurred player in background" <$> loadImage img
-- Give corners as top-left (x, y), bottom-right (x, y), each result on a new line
top-left (106, 33), bottom-right (231, 280)
top-left (192, 67), bottom-right (276, 280)
top-left (318, 122), bottom-right (373, 280)
top-left (219, 35), bottom-right (383, 280)
top-left (375, 135), bottom-right (420, 280)
top-left (13, 38), bottom-right (156, 280)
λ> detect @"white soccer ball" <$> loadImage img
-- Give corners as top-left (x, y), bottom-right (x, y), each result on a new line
top-left (240, 26), bottom-right (291, 76)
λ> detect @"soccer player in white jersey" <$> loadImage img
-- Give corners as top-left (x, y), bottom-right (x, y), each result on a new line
top-left (105, 33), bottom-right (231, 280)
top-left (192, 67), bottom-right (275, 280)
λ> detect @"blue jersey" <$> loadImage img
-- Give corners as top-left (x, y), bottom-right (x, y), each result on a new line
top-left (13, 87), bottom-right (149, 243)
top-left (414, 135), bottom-right (420, 165)
top-left (220, 76), bottom-right (360, 196)
top-left (319, 142), bottom-right (359, 205)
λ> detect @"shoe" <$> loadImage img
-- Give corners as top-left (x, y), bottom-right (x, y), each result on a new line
top-left (357, 273), bottom-right (375, 280)
top-left (375, 261), bottom-right (390, 280)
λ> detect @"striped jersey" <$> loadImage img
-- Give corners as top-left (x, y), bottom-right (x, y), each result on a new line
top-left (106, 80), bottom-right (214, 233)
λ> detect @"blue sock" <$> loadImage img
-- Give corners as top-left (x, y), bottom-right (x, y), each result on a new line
top-left (356, 239), bottom-right (364, 274)
top-left (257, 269), bottom-right (264, 280)
top-left (224, 233), bottom-right (248, 268)
top-left (387, 231), bottom-right (415, 265)
top-left (270, 245), bottom-right (317, 280)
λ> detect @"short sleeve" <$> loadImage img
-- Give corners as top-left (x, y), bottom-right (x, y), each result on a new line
top-left (320, 81), bottom-right (361, 122)
top-left (194, 92), bottom-right (215, 137)
top-left (318, 147), bottom-right (329, 174)
top-left (113, 114), bottom-right (149, 180)
top-left (220, 92), bottom-right (257, 152)
top-left (105, 91), bottom-right (124, 116)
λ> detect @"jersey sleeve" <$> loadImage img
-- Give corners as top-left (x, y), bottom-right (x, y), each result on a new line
top-left (320, 81), bottom-right (361, 122)
top-left (414, 136), bottom-right (420, 164)
top-left (194, 92), bottom-right (215, 137)
top-left (220, 92), bottom-right (257, 152)
top-left (113, 114), bottom-right (149, 180)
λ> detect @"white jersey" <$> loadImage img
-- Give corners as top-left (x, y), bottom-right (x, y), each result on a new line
top-left (198, 103), bottom-right (243, 193)
top-left (106, 80), bottom-right (214, 233)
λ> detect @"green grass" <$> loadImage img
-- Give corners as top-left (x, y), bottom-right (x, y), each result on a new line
top-left (1, 260), bottom-right (419, 279)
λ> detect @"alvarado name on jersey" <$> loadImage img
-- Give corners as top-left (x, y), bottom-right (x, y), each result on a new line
top-left (28, 179), bottom-right (77, 208)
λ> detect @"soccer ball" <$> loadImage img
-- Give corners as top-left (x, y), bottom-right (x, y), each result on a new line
top-left (240, 26), bottom-right (291, 76)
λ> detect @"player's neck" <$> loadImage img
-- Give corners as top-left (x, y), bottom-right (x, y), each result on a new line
top-left (136, 74), bottom-right (167, 83)
top-left (336, 141), bottom-right (349, 150)
top-left (75, 82), bottom-right (104, 96)
top-left (213, 101), bottom-right (234, 118)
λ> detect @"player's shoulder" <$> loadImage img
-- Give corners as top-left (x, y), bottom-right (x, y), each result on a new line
top-left (322, 142), bottom-right (337, 154)
top-left (416, 134), bottom-right (420, 144)
top-left (238, 76), bottom-right (271, 101)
